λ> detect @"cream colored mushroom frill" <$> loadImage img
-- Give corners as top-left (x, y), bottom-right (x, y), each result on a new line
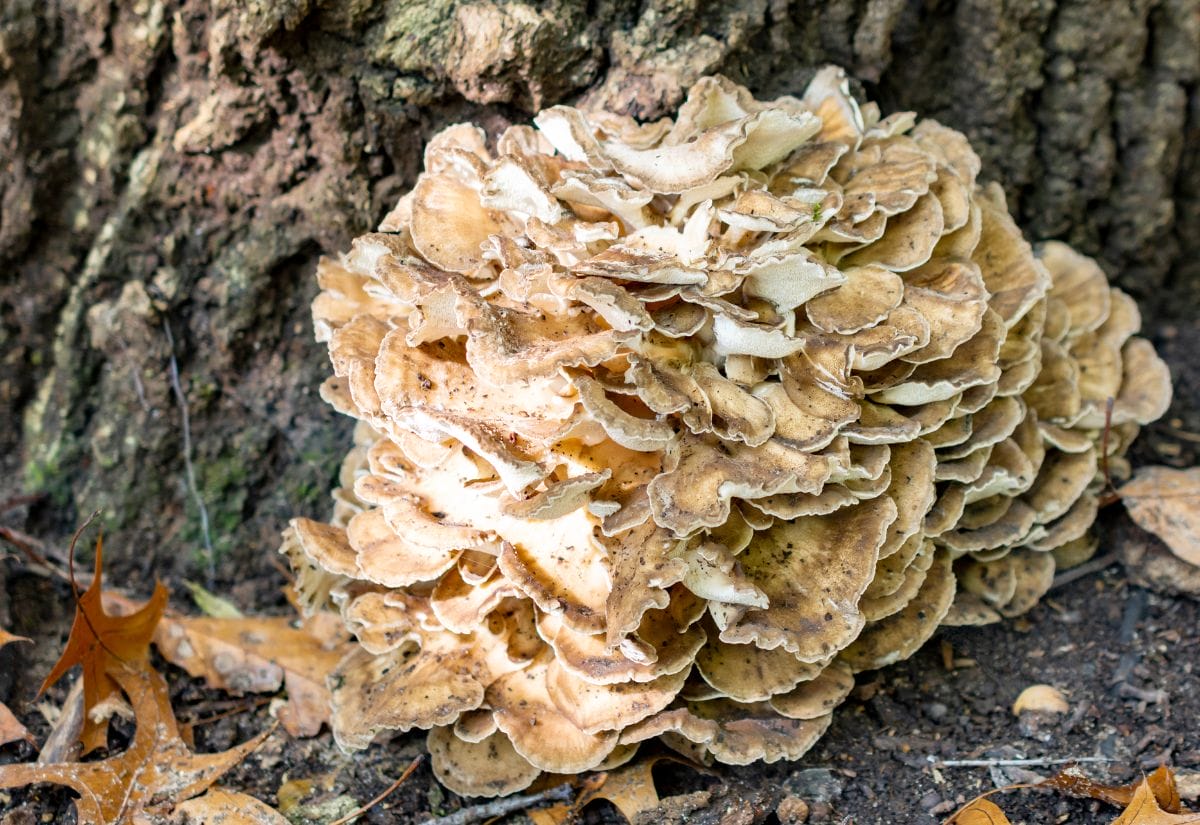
top-left (281, 67), bottom-right (1172, 794)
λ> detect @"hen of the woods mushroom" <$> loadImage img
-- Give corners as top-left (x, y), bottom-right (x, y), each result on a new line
top-left (282, 67), bottom-right (1172, 795)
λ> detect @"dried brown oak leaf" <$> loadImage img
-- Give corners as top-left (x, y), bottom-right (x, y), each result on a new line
top-left (0, 627), bottom-right (34, 747)
top-left (168, 787), bottom-right (290, 824)
top-left (0, 666), bottom-right (270, 825)
top-left (1041, 764), bottom-right (1182, 814)
top-left (949, 798), bottom-right (1012, 825)
top-left (40, 533), bottom-right (169, 753)
top-left (1120, 467), bottom-right (1200, 567)
top-left (154, 614), bottom-right (350, 737)
top-left (1112, 775), bottom-right (1200, 825)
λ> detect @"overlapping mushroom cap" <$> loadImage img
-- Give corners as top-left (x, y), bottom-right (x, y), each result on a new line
top-left (283, 67), bottom-right (1172, 795)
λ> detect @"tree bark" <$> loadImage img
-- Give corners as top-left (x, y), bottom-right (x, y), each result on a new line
top-left (1, 0), bottom-right (1196, 588)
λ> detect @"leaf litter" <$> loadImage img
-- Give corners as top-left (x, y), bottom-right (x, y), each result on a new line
top-left (37, 526), bottom-right (168, 753)
top-left (946, 765), bottom-right (1198, 825)
top-left (0, 523), bottom-right (275, 824)
top-left (0, 627), bottom-right (34, 747)
top-left (1120, 466), bottom-right (1200, 567)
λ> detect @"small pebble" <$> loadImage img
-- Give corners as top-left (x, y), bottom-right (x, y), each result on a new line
top-left (919, 790), bottom-right (943, 811)
top-left (924, 701), bottom-right (948, 722)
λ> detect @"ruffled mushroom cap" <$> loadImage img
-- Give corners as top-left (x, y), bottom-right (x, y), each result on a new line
top-left (282, 66), bottom-right (1172, 789)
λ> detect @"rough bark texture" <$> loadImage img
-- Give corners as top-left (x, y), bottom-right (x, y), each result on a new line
top-left (1, 0), bottom-right (1197, 590)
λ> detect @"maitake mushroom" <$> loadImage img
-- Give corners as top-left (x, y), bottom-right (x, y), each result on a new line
top-left (283, 67), bottom-right (1172, 795)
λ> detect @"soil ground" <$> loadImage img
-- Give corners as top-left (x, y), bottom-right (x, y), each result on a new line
top-left (1, 318), bottom-right (1198, 824)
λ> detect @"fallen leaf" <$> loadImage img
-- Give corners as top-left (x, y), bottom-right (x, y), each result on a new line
top-left (1121, 467), bottom-right (1200, 567)
top-left (154, 615), bottom-right (348, 737)
top-left (37, 677), bottom-right (85, 764)
top-left (0, 628), bottom-right (33, 748)
top-left (0, 665), bottom-right (270, 824)
top-left (1041, 765), bottom-right (1181, 813)
top-left (1112, 776), bottom-right (1200, 824)
top-left (0, 628), bottom-right (32, 648)
top-left (0, 702), bottom-right (33, 749)
top-left (40, 532), bottom-right (169, 753)
top-left (169, 787), bottom-right (289, 824)
top-left (183, 581), bottom-right (244, 619)
top-left (1012, 684), bottom-right (1070, 716)
top-left (949, 797), bottom-right (1012, 824)
top-left (577, 755), bottom-right (702, 823)
top-left (527, 804), bottom-right (572, 825)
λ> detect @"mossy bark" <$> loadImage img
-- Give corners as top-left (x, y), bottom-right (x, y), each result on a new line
top-left (1, 0), bottom-right (1196, 593)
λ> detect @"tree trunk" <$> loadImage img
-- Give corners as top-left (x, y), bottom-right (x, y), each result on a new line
top-left (1, 0), bottom-right (1196, 590)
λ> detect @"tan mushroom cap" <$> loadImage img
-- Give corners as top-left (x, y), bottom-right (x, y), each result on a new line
top-left (1039, 241), bottom-right (1111, 336)
top-left (769, 661), bottom-right (856, 720)
top-left (694, 619), bottom-right (827, 702)
top-left (860, 539), bottom-right (936, 621)
top-left (840, 549), bottom-right (955, 672)
top-left (329, 626), bottom-right (520, 750)
top-left (337, 588), bottom-right (425, 654)
top-left (487, 659), bottom-right (619, 773)
top-left (622, 700), bottom-right (833, 765)
top-left (719, 497), bottom-right (897, 660)
top-left (1051, 534), bottom-right (1100, 570)
top-left (545, 657), bottom-right (691, 734)
top-left (428, 726), bottom-right (541, 798)
top-left (940, 590), bottom-right (1003, 627)
top-left (348, 507), bottom-right (462, 587)
top-left (536, 586), bottom-right (707, 685)
top-left (648, 433), bottom-right (842, 535)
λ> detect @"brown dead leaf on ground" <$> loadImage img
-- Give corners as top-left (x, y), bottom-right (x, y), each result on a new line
top-left (0, 702), bottom-right (33, 748)
top-left (949, 798), bottom-right (1012, 824)
top-left (578, 758), bottom-right (666, 822)
top-left (946, 766), bottom-right (1197, 825)
top-left (0, 665), bottom-right (271, 824)
top-left (40, 531), bottom-right (169, 753)
top-left (1112, 776), bottom-right (1200, 824)
top-left (525, 775), bottom-right (607, 825)
top-left (153, 614), bottom-right (349, 737)
top-left (168, 786), bottom-right (290, 824)
top-left (0, 627), bottom-right (31, 648)
top-left (0, 628), bottom-right (34, 748)
top-left (1041, 765), bottom-right (1182, 813)
top-left (574, 755), bottom-right (708, 823)
top-left (1120, 467), bottom-right (1200, 567)
top-left (527, 804), bottom-right (573, 825)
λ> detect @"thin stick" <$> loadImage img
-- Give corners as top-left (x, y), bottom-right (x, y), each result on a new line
top-left (330, 754), bottom-right (424, 825)
top-left (422, 783), bottom-right (575, 825)
top-left (66, 511), bottom-right (102, 602)
top-left (932, 757), bottom-right (1114, 768)
top-left (1050, 552), bottom-right (1120, 590)
top-left (1, 494), bottom-right (42, 514)
top-left (164, 320), bottom-right (215, 587)
top-left (0, 525), bottom-right (56, 571)
top-left (180, 696), bottom-right (274, 733)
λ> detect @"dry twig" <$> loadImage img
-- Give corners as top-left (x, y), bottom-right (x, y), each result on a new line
top-left (164, 320), bottom-right (215, 587)
top-left (1050, 552), bottom-right (1120, 590)
top-left (421, 783), bottom-right (575, 825)
top-left (931, 757), bottom-right (1114, 768)
top-left (329, 755), bottom-right (424, 825)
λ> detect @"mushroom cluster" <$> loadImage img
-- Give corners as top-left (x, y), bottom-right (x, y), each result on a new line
top-left (282, 67), bottom-right (1172, 794)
